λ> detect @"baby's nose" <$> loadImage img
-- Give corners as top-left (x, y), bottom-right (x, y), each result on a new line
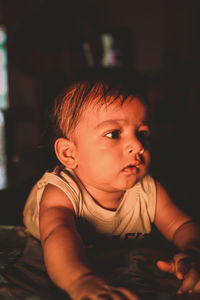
top-left (126, 137), bottom-right (144, 155)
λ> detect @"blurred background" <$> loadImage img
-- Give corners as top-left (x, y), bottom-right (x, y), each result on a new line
top-left (0, 0), bottom-right (199, 225)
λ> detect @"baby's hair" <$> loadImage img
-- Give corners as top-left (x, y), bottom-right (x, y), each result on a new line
top-left (52, 78), bottom-right (147, 140)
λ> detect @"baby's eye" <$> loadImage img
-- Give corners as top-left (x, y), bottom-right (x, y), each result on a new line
top-left (138, 130), bottom-right (149, 138)
top-left (137, 130), bottom-right (151, 146)
top-left (105, 130), bottom-right (120, 139)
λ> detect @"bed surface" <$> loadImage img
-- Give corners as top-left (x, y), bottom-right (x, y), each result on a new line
top-left (0, 225), bottom-right (199, 300)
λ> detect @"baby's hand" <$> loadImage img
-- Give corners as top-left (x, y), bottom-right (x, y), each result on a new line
top-left (157, 253), bottom-right (200, 294)
top-left (68, 272), bottom-right (140, 300)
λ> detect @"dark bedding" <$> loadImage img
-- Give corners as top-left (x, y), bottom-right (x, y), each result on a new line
top-left (0, 226), bottom-right (196, 300)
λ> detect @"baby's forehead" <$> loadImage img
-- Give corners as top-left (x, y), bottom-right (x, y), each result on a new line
top-left (85, 94), bottom-right (144, 112)
top-left (79, 96), bottom-right (147, 125)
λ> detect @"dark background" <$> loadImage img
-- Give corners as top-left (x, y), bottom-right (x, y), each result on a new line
top-left (0, 0), bottom-right (199, 225)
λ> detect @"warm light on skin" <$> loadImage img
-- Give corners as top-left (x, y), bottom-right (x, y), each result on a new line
top-left (69, 97), bottom-right (151, 210)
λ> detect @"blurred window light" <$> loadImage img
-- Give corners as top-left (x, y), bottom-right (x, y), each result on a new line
top-left (101, 33), bottom-right (121, 67)
top-left (0, 25), bottom-right (9, 110)
top-left (0, 26), bottom-right (8, 189)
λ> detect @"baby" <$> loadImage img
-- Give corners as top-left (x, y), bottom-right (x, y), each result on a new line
top-left (23, 79), bottom-right (200, 299)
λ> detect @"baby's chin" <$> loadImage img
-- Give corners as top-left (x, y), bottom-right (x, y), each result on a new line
top-left (115, 177), bottom-right (141, 191)
top-left (123, 181), bottom-right (139, 191)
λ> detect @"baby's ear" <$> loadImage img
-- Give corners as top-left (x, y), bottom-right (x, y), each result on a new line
top-left (54, 138), bottom-right (77, 169)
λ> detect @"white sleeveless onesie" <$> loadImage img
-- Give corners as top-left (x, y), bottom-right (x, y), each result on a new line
top-left (23, 166), bottom-right (157, 241)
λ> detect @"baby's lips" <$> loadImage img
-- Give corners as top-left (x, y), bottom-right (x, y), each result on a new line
top-left (124, 161), bottom-right (142, 169)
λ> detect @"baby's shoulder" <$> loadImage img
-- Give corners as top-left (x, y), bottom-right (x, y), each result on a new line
top-left (39, 166), bottom-right (81, 195)
top-left (38, 166), bottom-right (81, 215)
top-left (41, 183), bottom-right (75, 211)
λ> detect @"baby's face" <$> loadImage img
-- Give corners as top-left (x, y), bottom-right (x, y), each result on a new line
top-left (72, 96), bottom-right (151, 196)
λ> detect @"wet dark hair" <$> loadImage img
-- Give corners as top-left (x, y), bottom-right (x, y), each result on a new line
top-left (51, 78), bottom-right (148, 140)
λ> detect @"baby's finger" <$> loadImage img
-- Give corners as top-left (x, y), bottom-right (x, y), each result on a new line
top-left (93, 291), bottom-right (124, 300)
top-left (177, 269), bottom-right (200, 294)
top-left (114, 287), bottom-right (140, 300)
top-left (156, 260), bottom-right (175, 274)
top-left (85, 289), bottom-right (139, 300)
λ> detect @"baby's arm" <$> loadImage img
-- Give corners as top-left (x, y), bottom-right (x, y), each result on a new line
top-left (39, 184), bottom-right (139, 299)
top-left (154, 182), bottom-right (200, 293)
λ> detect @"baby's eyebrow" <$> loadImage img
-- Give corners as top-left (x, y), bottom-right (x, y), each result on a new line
top-left (95, 119), bottom-right (124, 130)
top-left (95, 119), bottom-right (150, 130)
top-left (141, 120), bottom-right (150, 126)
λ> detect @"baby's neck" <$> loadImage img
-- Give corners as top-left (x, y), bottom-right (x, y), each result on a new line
top-left (84, 184), bottom-right (125, 211)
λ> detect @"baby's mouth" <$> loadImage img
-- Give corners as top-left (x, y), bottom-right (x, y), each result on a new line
top-left (125, 161), bottom-right (142, 168)
top-left (122, 163), bottom-right (142, 174)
